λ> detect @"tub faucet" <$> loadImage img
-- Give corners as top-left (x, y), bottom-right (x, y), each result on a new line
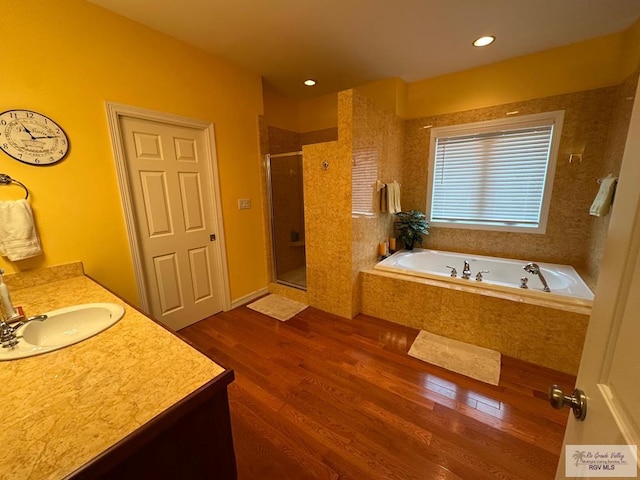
top-left (475, 270), bottom-right (489, 282)
top-left (462, 260), bottom-right (472, 280)
top-left (523, 263), bottom-right (551, 292)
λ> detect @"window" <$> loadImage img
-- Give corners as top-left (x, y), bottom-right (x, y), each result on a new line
top-left (427, 111), bottom-right (564, 233)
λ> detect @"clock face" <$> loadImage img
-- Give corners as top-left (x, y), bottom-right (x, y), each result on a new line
top-left (0, 110), bottom-right (69, 165)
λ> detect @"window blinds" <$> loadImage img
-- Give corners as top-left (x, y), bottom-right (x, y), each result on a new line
top-left (431, 125), bottom-right (554, 228)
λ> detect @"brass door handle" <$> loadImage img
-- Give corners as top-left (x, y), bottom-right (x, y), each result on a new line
top-left (549, 385), bottom-right (587, 421)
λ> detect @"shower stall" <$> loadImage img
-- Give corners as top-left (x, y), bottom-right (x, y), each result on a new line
top-left (265, 151), bottom-right (307, 289)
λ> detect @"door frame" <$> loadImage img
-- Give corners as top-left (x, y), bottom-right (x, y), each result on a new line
top-left (105, 101), bottom-right (231, 314)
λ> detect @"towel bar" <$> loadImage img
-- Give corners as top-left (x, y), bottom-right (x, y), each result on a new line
top-left (0, 173), bottom-right (29, 199)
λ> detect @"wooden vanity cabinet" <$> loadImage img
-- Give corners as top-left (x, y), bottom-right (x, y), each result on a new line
top-left (67, 370), bottom-right (237, 480)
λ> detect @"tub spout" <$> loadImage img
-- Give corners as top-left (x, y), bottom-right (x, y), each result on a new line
top-left (462, 260), bottom-right (471, 280)
top-left (523, 263), bottom-right (551, 292)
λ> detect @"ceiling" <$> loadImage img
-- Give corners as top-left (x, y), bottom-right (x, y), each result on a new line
top-left (87, 0), bottom-right (640, 100)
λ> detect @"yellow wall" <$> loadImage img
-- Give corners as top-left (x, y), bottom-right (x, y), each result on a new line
top-left (310, 19), bottom-right (640, 121)
top-left (299, 94), bottom-right (338, 133)
top-left (265, 18), bottom-right (640, 132)
top-left (621, 18), bottom-right (640, 77)
top-left (405, 31), bottom-right (632, 118)
top-left (355, 77), bottom-right (408, 118)
top-left (1, 0), bottom-right (267, 305)
top-left (262, 83), bottom-right (300, 132)
top-left (263, 84), bottom-right (337, 134)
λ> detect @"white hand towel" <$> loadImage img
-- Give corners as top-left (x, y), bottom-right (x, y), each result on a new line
top-left (0, 199), bottom-right (43, 261)
top-left (589, 177), bottom-right (617, 217)
top-left (393, 182), bottom-right (402, 213)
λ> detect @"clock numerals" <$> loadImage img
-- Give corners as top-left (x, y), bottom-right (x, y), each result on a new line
top-left (0, 109), bottom-right (69, 165)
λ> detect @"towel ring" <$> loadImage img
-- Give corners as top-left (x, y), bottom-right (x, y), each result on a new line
top-left (0, 173), bottom-right (29, 199)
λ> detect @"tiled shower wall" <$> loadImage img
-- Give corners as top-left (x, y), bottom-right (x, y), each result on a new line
top-left (259, 122), bottom-right (338, 301)
top-left (586, 72), bottom-right (639, 282)
top-left (402, 82), bottom-right (636, 287)
top-left (351, 90), bottom-right (405, 314)
top-left (261, 92), bottom-right (404, 318)
top-left (302, 91), bottom-right (354, 318)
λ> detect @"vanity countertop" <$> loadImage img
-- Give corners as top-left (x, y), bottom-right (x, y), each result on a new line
top-left (0, 264), bottom-right (226, 480)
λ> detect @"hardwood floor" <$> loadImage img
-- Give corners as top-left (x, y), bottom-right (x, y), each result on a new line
top-left (179, 304), bottom-right (575, 480)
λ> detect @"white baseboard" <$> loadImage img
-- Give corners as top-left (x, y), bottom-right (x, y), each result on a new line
top-left (230, 287), bottom-right (268, 310)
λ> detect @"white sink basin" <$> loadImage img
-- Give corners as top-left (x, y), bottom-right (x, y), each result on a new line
top-left (0, 303), bottom-right (125, 361)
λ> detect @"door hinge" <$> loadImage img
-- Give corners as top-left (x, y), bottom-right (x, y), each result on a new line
top-left (210, 234), bottom-right (216, 241)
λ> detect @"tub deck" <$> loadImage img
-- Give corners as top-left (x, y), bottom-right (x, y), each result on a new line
top-left (360, 269), bottom-right (589, 374)
top-left (370, 267), bottom-right (591, 316)
top-left (375, 248), bottom-right (594, 303)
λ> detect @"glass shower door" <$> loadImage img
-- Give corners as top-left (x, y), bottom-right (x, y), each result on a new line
top-left (266, 152), bottom-right (307, 289)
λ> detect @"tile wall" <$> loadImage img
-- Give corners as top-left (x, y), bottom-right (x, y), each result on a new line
top-left (403, 83), bottom-right (637, 287)
top-left (303, 134), bottom-right (353, 317)
top-left (586, 72), bottom-right (639, 282)
top-left (351, 91), bottom-right (405, 314)
top-left (361, 271), bottom-right (589, 374)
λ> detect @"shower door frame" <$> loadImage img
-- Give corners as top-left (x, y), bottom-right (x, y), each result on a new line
top-left (265, 151), bottom-right (307, 290)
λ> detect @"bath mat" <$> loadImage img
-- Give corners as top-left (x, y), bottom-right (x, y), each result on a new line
top-left (408, 331), bottom-right (501, 385)
top-left (247, 294), bottom-right (308, 321)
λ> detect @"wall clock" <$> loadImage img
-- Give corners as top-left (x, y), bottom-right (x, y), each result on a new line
top-left (0, 109), bottom-right (69, 165)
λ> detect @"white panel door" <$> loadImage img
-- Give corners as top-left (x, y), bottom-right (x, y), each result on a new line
top-left (119, 116), bottom-right (223, 330)
top-left (555, 82), bottom-right (640, 479)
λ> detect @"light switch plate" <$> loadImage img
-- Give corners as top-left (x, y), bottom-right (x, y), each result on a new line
top-left (238, 198), bottom-right (251, 210)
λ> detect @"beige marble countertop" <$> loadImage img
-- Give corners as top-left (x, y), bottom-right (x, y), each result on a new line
top-left (0, 264), bottom-right (226, 480)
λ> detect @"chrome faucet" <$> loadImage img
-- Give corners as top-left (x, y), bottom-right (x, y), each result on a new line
top-left (475, 270), bottom-right (489, 282)
top-left (462, 260), bottom-right (472, 280)
top-left (523, 263), bottom-right (551, 292)
top-left (0, 315), bottom-right (47, 349)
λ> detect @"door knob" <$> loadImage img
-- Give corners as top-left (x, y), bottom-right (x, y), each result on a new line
top-left (549, 385), bottom-right (587, 421)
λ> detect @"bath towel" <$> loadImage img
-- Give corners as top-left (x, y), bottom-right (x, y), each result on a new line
top-left (589, 176), bottom-right (617, 217)
top-left (386, 182), bottom-right (401, 214)
top-left (0, 199), bottom-right (43, 261)
top-left (380, 184), bottom-right (388, 212)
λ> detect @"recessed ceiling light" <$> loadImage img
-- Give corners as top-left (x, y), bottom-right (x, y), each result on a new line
top-left (304, 79), bottom-right (316, 86)
top-left (473, 36), bottom-right (495, 47)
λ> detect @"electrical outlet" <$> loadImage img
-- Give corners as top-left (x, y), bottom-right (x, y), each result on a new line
top-left (238, 198), bottom-right (251, 210)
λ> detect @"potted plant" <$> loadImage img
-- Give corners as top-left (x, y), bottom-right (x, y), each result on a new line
top-left (395, 210), bottom-right (429, 250)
